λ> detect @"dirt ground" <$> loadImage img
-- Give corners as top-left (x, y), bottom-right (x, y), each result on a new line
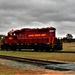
top-left (13, 70), bottom-right (75, 75)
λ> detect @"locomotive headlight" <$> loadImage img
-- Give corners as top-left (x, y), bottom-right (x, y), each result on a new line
top-left (10, 34), bottom-right (12, 36)
top-left (13, 33), bottom-right (16, 36)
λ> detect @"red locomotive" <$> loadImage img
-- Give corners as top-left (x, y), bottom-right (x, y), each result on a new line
top-left (1, 27), bottom-right (62, 52)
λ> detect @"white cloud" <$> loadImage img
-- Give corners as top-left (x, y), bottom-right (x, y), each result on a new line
top-left (0, 0), bottom-right (75, 37)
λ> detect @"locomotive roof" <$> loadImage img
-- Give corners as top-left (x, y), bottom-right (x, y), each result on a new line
top-left (21, 27), bottom-right (56, 31)
top-left (8, 27), bottom-right (56, 34)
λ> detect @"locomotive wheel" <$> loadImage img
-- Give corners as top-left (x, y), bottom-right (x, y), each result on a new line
top-left (34, 46), bottom-right (38, 52)
top-left (18, 48), bottom-right (21, 51)
top-left (40, 49), bottom-right (43, 52)
top-left (34, 44), bottom-right (38, 52)
top-left (50, 49), bottom-right (54, 52)
top-left (3, 44), bottom-right (8, 50)
top-left (34, 48), bottom-right (38, 52)
top-left (40, 45), bottom-right (44, 52)
top-left (5, 46), bottom-right (8, 50)
top-left (1, 45), bottom-right (4, 50)
top-left (46, 48), bottom-right (50, 52)
top-left (10, 44), bottom-right (16, 51)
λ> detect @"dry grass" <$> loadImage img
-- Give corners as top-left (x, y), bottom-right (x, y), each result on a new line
top-left (63, 42), bottom-right (75, 50)
top-left (0, 51), bottom-right (75, 62)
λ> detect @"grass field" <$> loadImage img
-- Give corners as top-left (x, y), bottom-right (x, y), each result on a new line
top-left (0, 43), bottom-right (75, 62)
top-left (63, 42), bottom-right (75, 51)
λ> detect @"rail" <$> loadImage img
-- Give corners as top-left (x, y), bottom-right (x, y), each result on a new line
top-left (0, 55), bottom-right (75, 71)
top-left (0, 55), bottom-right (66, 65)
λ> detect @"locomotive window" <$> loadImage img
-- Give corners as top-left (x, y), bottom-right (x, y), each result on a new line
top-left (10, 34), bottom-right (12, 36)
top-left (49, 30), bottom-right (54, 32)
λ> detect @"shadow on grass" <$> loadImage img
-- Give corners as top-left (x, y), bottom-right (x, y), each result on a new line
top-left (54, 50), bottom-right (75, 53)
top-left (1, 49), bottom-right (75, 53)
top-left (16, 50), bottom-right (75, 53)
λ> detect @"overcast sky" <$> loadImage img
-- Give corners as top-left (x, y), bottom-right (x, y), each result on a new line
top-left (0, 0), bottom-right (75, 38)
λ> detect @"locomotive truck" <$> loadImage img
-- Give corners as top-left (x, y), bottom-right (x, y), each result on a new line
top-left (1, 27), bottom-right (62, 52)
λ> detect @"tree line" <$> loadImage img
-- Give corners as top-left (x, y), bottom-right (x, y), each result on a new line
top-left (62, 33), bottom-right (74, 43)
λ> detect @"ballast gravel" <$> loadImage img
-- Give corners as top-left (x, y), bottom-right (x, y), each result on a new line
top-left (0, 58), bottom-right (75, 71)
top-left (0, 59), bottom-right (45, 70)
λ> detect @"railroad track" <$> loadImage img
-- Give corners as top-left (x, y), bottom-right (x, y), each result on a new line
top-left (0, 55), bottom-right (75, 71)
top-left (0, 55), bottom-right (66, 65)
